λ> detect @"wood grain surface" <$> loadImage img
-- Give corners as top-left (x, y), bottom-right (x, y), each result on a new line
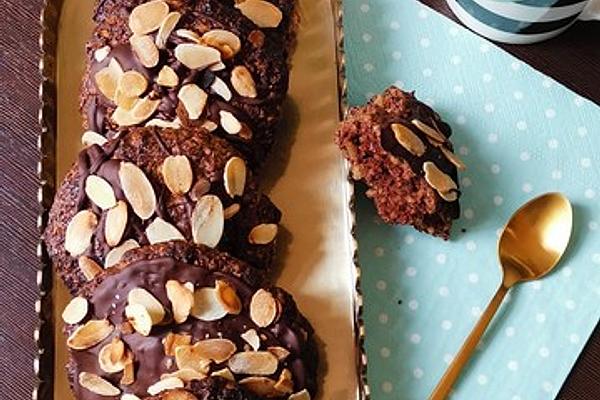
top-left (0, 0), bottom-right (598, 399)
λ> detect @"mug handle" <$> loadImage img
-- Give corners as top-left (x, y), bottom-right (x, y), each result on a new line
top-left (580, 0), bottom-right (600, 20)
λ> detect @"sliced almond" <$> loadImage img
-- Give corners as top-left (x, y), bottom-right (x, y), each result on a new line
top-left (177, 84), bottom-right (208, 120)
top-left (391, 123), bottom-right (426, 157)
top-left (267, 346), bottom-right (290, 361)
top-left (109, 337), bottom-right (126, 364)
top-left (119, 161), bottom-right (156, 219)
top-left (147, 377), bottom-right (184, 396)
top-left (202, 120), bottom-right (219, 132)
top-left (85, 175), bottom-right (117, 210)
top-left (114, 88), bottom-right (139, 110)
top-left (235, 0), bottom-right (283, 28)
top-left (94, 58), bottom-right (124, 101)
top-left (423, 161), bottom-right (457, 195)
top-left (239, 376), bottom-right (279, 397)
top-left (128, 287), bottom-right (165, 325)
top-left (411, 119), bottom-right (446, 143)
top-left (210, 62), bottom-right (226, 72)
top-left (248, 223), bottom-right (278, 245)
top-left (201, 30), bottom-right (241, 59)
top-left (210, 77), bottom-right (232, 101)
top-left (105, 239), bottom-right (140, 268)
top-left (62, 296), bottom-right (89, 325)
top-left (163, 332), bottom-right (192, 356)
top-left (166, 280), bottom-right (194, 324)
top-left (161, 368), bottom-right (206, 383)
top-left (219, 110), bottom-right (242, 134)
top-left (125, 303), bottom-right (153, 336)
top-left (175, 343), bottom-right (211, 372)
top-left (122, 394), bottom-right (141, 400)
top-left (189, 178), bottom-right (211, 201)
top-left (112, 96), bottom-right (160, 126)
top-left (192, 338), bottom-right (237, 363)
top-left (67, 319), bottom-right (113, 350)
top-left (94, 46), bottom-right (111, 63)
top-left (441, 147), bottom-right (467, 171)
top-left (146, 118), bottom-right (181, 129)
top-left (174, 43), bottom-right (221, 70)
top-left (156, 11), bottom-right (181, 49)
top-left (211, 368), bottom-right (235, 382)
top-left (81, 130), bottom-right (108, 147)
top-left (98, 338), bottom-right (128, 373)
top-left (156, 65), bottom-right (179, 87)
top-left (78, 372), bottom-right (121, 396)
top-left (191, 195), bottom-right (224, 248)
top-left (191, 287), bottom-right (228, 321)
top-left (215, 280), bottom-right (242, 315)
top-left (439, 190), bottom-right (458, 202)
top-left (241, 329), bottom-right (261, 351)
top-left (130, 34), bottom-right (160, 68)
top-left (289, 389), bottom-right (311, 400)
top-left (228, 351), bottom-right (278, 375)
top-left (65, 210), bottom-right (98, 256)
top-left (274, 369), bottom-right (294, 394)
top-left (176, 29), bottom-right (202, 44)
top-left (223, 157), bottom-right (246, 198)
top-left (231, 66), bottom-right (257, 98)
top-left (105, 200), bottom-right (128, 247)
top-left (129, 0), bottom-right (170, 35)
top-left (250, 289), bottom-right (278, 327)
top-left (78, 256), bottom-right (103, 281)
top-left (121, 353), bottom-right (136, 385)
top-left (224, 203), bottom-right (240, 220)
top-left (146, 217), bottom-right (185, 245)
top-left (117, 70), bottom-right (148, 98)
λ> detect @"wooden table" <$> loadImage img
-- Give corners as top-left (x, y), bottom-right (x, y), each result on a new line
top-left (0, 0), bottom-right (598, 398)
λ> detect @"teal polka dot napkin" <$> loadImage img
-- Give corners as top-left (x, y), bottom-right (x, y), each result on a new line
top-left (344, 0), bottom-right (600, 399)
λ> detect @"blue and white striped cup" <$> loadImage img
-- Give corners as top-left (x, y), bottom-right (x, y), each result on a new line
top-left (447, 0), bottom-right (600, 44)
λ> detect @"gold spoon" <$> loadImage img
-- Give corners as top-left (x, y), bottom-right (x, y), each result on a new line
top-left (429, 192), bottom-right (573, 400)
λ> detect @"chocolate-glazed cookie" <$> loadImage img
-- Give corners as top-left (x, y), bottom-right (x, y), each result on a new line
top-left (62, 242), bottom-right (318, 399)
top-left (335, 86), bottom-right (464, 239)
top-left (81, 0), bottom-right (298, 165)
top-left (44, 126), bottom-right (281, 294)
top-left (146, 378), bottom-right (259, 400)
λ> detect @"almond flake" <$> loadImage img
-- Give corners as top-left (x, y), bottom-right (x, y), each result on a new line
top-left (94, 58), bottom-right (124, 101)
top-left (239, 376), bottom-right (279, 397)
top-left (248, 223), bottom-right (278, 245)
top-left (156, 11), bottom-right (181, 49)
top-left (189, 179), bottom-right (211, 201)
top-left (223, 157), bottom-right (246, 198)
top-left (67, 319), bottom-right (113, 350)
top-left (125, 303), bottom-right (153, 336)
top-left (423, 161), bottom-right (457, 198)
top-left (78, 372), bottom-right (121, 396)
top-left (231, 66), bottom-right (257, 98)
top-left (201, 120), bottom-right (219, 132)
top-left (128, 287), bottom-right (165, 325)
top-left (211, 368), bottom-right (235, 382)
top-left (81, 130), bottom-right (108, 147)
top-left (274, 369), bottom-right (294, 394)
top-left (215, 280), bottom-right (242, 315)
top-left (65, 210), bottom-right (98, 256)
top-left (174, 43), bottom-right (221, 70)
top-left (98, 339), bottom-right (128, 373)
top-left (166, 280), bottom-right (194, 324)
top-left (191, 287), bottom-right (228, 321)
top-left (161, 155), bottom-right (193, 195)
top-left (228, 351), bottom-right (278, 375)
top-left (411, 119), bottom-right (446, 143)
top-left (121, 355), bottom-right (136, 385)
top-left (210, 77), bottom-right (232, 101)
top-left (235, 0), bottom-right (282, 28)
top-left (176, 29), bottom-right (202, 44)
top-left (85, 175), bottom-right (117, 210)
top-left (191, 195), bottom-right (224, 248)
top-left (250, 289), bottom-right (278, 327)
top-left (105, 239), bottom-right (140, 268)
top-left (195, 338), bottom-right (237, 363)
top-left (119, 161), bottom-right (157, 219)
top-left (62, 296), bottom-right (89, 325)
top-left (178, 84), bottom-right (208, 120)
top-left (112, 96), bottom-right (160, 126)
top-left (129, 0), bottom-right (170, 35)
top-left (439, 190), bottom-right (458, 202)
top-left (94, 46), bottom-right (111, 62)
top-left (161, 368), bottom-right (206, 383)
top-left (146, 218), bottom-right (185, 245)
top-left (122, 394), bottom-right (142, 400)
top-left (391, 123), bottom-right (426, 157)
top-left (267, 346), bottom-right (290, 361)
top-left (174, 343), bottom-right (211, 372)
top-left (146, 118), bottom-right (181, 129)
top-left (201, 30), bottom-right (241, 59)
top-left (130, 34), bottom-right (160, 68)
top-left (163, 332), bottom-right (192, 356)
top-left (105, 200), bottom-right (128, 247)
top-left (117, 70), bottom-right (148, 98)
top-left (114, 88), bottom-right (139, 110)
top-left (156, 65), bottom-right (179, 87)
top-left (224, 203), bottom-right (240, 220)
top-left (289, 389), bottom-right (311, 400)
top-left (147, 377), bottom-right (184, 396)
top-left (78, 256), bottom-right (103, 281)
top-left (241, 329), bottom-right (261, 351)
top-left (219, 110), bottom-right (242, 134)
top-left (441, 147), bottom-right (467, 171)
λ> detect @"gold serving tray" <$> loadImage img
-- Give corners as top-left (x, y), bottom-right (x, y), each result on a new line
top-left (36, 0), bottom-right (368, 398)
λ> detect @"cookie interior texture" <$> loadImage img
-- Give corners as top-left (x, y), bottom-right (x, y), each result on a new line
top-left (335, 86), bottom-right (463, 239)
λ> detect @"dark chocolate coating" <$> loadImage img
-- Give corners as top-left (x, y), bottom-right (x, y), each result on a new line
top-left (147, 378), bottom-right (259, 400)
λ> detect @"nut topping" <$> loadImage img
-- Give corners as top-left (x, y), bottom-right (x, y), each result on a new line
top-left (241, 329), bottom-right (261, 351)
top-left (191, 195), bottom-right (224, 248)
top-left (274, 369), bottom-right (294, 394)
top-left (161, 368), bottom-right (206, 383)
top-left (267, 346), bottom-right (290, 361)
top-left (224, 156), bottom-right (246, 198)
top-left (239, 377), bottom-right (279, 397)
top-left (85, 175), bottom-right (117, 210)
top-left (248, 223), bottom-right (278, 245)
top-left (94, 58), bottom-right (124, 101)
top-left (147, 377), bottom-right (184, 396)
top-left (166, 280), bottom-right (194, 324)
top-left (119, 161), bottom-right (157, 220)
top-left (178, 84), bottom-right (208, 120)
top-left (78, 256), bottom-right (103, 281)
top-left (163, 332), bottom-right (192, 356)
top-left (162, 155), bottom-right (193, 194)
top-left (189, 178), bottom-right (211, 201)
top-left (235, 0), bottom-right (283, 28)
top-left (62, 296), bottom-right (89, 325)
top-left (228, 351), bottom-right (279, 376)
top-left (391, 123), bottom-right (426, 157)
top-left (146, 118), bottom-right (181, 129)
top-left (215, 280), bottom-right (242, 315)
top-left (112, 96), bottom-right (160, 127)
top-left (441, 147), bottom-right (467, 171)
top-left (105, 200), bottom-right (128, 247)
top-left (174, 342), bottom-right (213, 372)
top-left (78, 372), bottom-right (121, 396)
top-left (195, 338), bottom-right (237, 363)
top-left (81, 130), bottom-right (108, 147)
top-left (128, 287), bottom-right (165, 325)
top-left (94, 46), bottom-right (111, 63)
top-left (157, 65), bottom-right (179, 87)
top-left (422, 161), bottom-right (458, 202)
top-left (219, 110), bottom-right (242, 134)
top-left (129, 0), bottom-right (170, 35)
top-left (289, 389), bottom-right (311, 400)
top-left (98, 338), bottom-right (128, 373)
top-left (117, 70), bottom-right (148, 99)
top-left (125, 303), bottom-right (153, 336)
top-left (156, 11), bottom-right (181, 49)
top-left (201, 30), bottom-right (241, 59)
top-left (67, 319), bottom-right (113, 350)
top-left (231, 66), bottom-right (257, 98)
top-left (250, 289), bottom-right (279, 327)
top-left (130, 34), bottom-right (160, 68)
top-left (210, 77), bottom-right (232, 101)
top-left (121, 356), bottom-right (136, 385)
top-left (411, 119), bottom-right (447, 143)
top-left (191, 287), bottom-right (228, 321)
top-left (65, 210), bottom-right (98, 256)
top-left (224, 203), bottom-right (241, 220)
top-left (105, 239), bottom-right (140, 268)
top-left (174, 43), bottom-right (221, 70)
top-left (211, 368), bottom-right (235, 382)
top-left (146, 217), bottom-right (185, 244)
top-left (176, 29), bottom-right (202, 44)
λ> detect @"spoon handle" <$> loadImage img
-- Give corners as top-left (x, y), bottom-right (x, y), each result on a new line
top-left (429, 284), bottom-right (509, 400)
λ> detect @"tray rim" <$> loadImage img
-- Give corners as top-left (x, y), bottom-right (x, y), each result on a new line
top-left (34, 0), bottom-right (370, 398)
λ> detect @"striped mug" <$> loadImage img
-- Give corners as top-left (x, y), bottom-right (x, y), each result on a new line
top-left (446, 0), bottom-right (600, 44)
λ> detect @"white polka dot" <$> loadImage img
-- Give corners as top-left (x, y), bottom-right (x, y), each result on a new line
top-left (466, 241), bottom-right (477, 251)
top-left (581, 157), bottom-right (592, 168)
top-left (506, 326), bottom-right (516, 337)
top-left (374, 246), bottom-right (385, 257)
top-left (382, 381), bottom-right (393, 393)
top-left (482, 73), bottom-right (493, 83)
top-left (513, 91), bottom-right (524, 100)
top-left (456, 115), bottom-right (467, 125)
top-left (453, 85), bottom-right (464, 95)
top-left (380, 347), bottom-right (391, 358)
top-left (408, 299), bottom-right (419, 310)
top-left (404, 234), bottom-right (415, 245)
top-left (488, 133), bottom-right (498, 143)
top-left (484, 103), bottom-right (495, 113)
top-left (593, 253), bottom-right (600, 264)
top-left (562, 267), bottom-right (573, 278)
top-left (516, 121), bottom-right (527, 131)
top-left (360, 3), bottom-right (370, 12)
top-left (585, 189), bottom-right (596, 199)
top-left (420, 38), bottom-right (430, 47)
top-left (569, 333), bottom-right (580, 344)
top-left (520, 151), bottom-right (530, 161)
top-left (480, 43), bottom-right (490, 53)
top-left (419, 8), bottom-right (429, 18)
top-left (413, 368), bottom-right (424, 379)
top-left (545, 108), bottom-right (556, 119)
top-left (459, 146), bottom-right (469, 155)
top-left (376, 280), bottom-right (387, 291)
top-left (531, 281), bottom-right (542, 290)
top-left (451, 55), bottom-right (462, 65)
top-left (565, 299), bottom-right (576, 310)
top-left (547, 138), bottom-right (558, 149)
top-left (439, 286), bottom-right (449, 297)
top-left (542, 78), bottom-right (553, 88)
top-left (422, 68), bottom-right (433, 77)
top-left (589, 221), bottom-right (598, 231)
top-left (522, 183), bottom-right (533, 193)
top-left (493, 195), bottom-right (504, 206)
top-left (552, 170), bottom-right (562, 180)
top-left (490, 163), bottom-right (501, 174)
top-left (539, 346), bottom-right (550, 357)
top-left (362, 33), bottom-right (372, 43)
top-left (410, 333), bottom-right (421, 344)
top-left (441, 320), bottom-right (452, 330)
top-left (390, 21), bottom-right (400, 30)
top-left (507, 360), bottom-right (519, 371)
top-left (511, 61), bottom-right (521, 70)
top-left (405, 266), bottom-right (417, 277)
top-left (392, 51), bottom-right (402, 60)
top-left (436, 253), bottom-right (447, 264)
top-left (468, 273), bottom-right (479, 283)
top-left (477, 374), bottom-right (488, 385)
top-left (542, 381), bottom-right (553, 392)
top-left (461, 177), bottom-right (472, 187)
top-left (449, 27), bottom-right (459, 36)
top-left (464, 208), bottom-right (474, 219)
top-left (379, 313), bottom-right (389, 324)
top-left (536, 313), bottom-right (546, 323)
top-left (578, 126), bottom-right (588, 137)
top-left (363, 63), bottom-right (374, 72)
top-left (574, 95), bottom-right (584, 107)
top-left (512, 396), bottom-right (522, 400)
top-left (471, 306), bottom-right (482, 317)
